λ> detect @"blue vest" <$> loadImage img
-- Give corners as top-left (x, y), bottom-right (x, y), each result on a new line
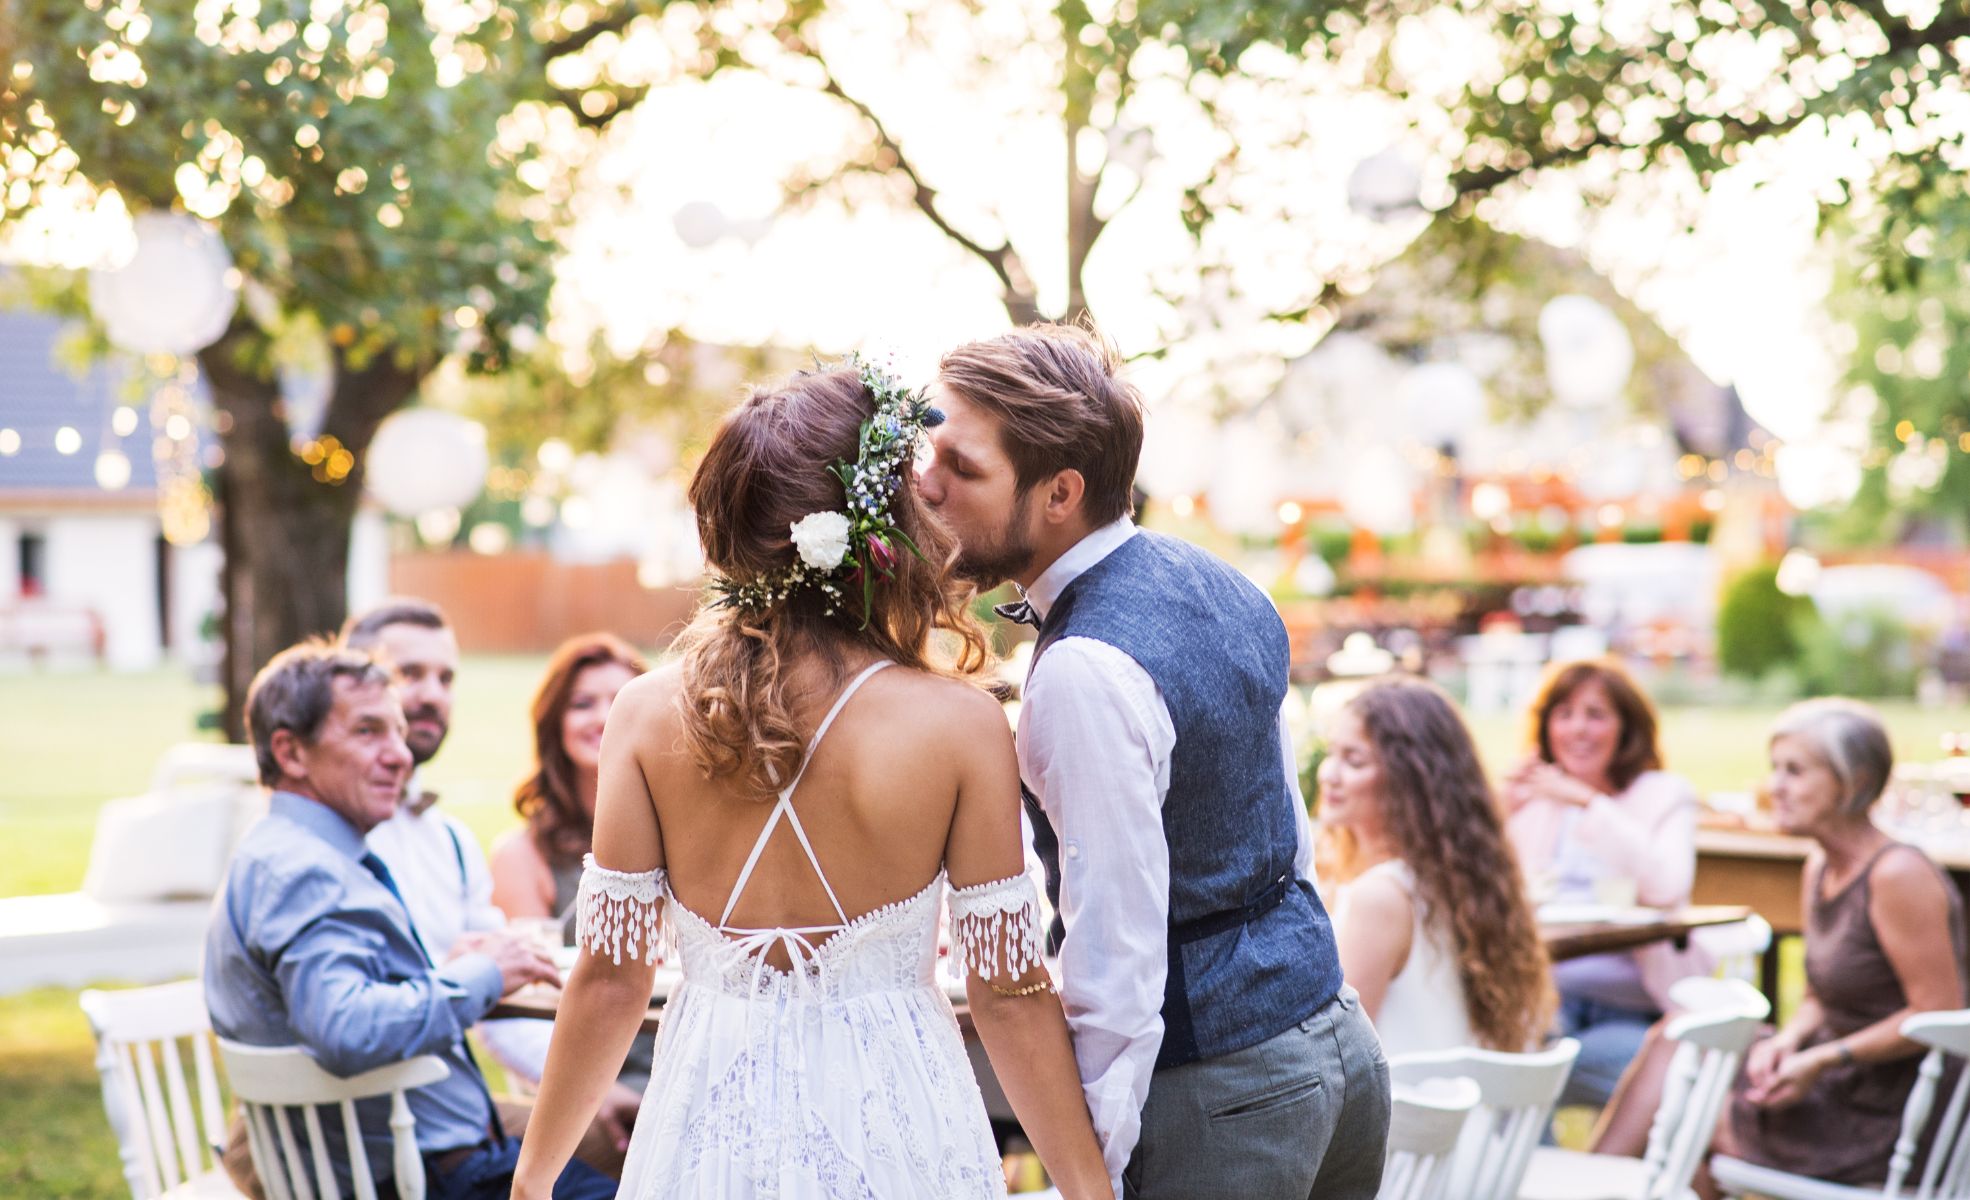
top-left (1024, 530), bottom-right (1344, 1069)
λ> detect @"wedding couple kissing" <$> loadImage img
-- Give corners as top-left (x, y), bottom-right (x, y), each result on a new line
top-left (509, 325), bottom-right (1393, 1200)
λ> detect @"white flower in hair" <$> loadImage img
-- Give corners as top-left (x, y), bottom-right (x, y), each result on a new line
top-left (790, 511), bottom-right (852, 570)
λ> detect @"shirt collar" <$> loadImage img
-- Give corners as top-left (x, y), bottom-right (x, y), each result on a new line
top-left (1023, 518), bottom-right (1137, 623)
top-left (269, 790), bottom-right (369, 860)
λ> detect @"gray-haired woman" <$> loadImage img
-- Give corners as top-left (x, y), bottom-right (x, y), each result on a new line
top-left (1592, 698), bottom-right (1968, 1195)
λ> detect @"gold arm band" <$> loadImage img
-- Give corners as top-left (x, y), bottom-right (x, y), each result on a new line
top-left (988, 978), bottom-right (1057, 998)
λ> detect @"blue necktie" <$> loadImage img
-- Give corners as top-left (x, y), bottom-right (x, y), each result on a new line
top-left (359, 852), bottom-right (506, 1145)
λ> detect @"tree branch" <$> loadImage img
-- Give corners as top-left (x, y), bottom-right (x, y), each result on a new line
top-left (543, 6), bottom-right (645, 59)
top-left (781, 31), bottom-right (1036, 307)
top-left (1446, 9), bottom-right (1970, 203)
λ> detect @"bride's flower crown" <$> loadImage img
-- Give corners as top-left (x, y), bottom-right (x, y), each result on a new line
top-left (708, 352), bottom-right (945, 625)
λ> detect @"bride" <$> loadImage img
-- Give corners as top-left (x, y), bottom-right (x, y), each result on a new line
top-left (510, 358), bottom-right (1110, 1200)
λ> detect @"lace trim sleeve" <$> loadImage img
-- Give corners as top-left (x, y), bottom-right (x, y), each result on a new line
top-left (574, 853), bottom-right (668, 966)
top-left (948, 872), bottom-right (1044, 980)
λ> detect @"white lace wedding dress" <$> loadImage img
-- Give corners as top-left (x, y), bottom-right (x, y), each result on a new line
top-left (573, 661), bottom-right (1044, 1199)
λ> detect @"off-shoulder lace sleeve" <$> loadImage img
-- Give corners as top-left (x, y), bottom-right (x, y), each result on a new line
top-left (948, 872), bottom-right (1044, 980)
top-left (574, 854), bottom-right (668, 966)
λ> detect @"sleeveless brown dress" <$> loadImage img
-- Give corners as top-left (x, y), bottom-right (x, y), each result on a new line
top-left (1727, 841), bottom-right (1968, 1184)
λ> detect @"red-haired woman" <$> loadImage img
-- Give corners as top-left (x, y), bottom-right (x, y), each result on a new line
top-left (492, 633), bottom-right (650, 946)
top-left (1504, 658), bottom-right (1703, 1106)
top-left (487, 633), bottom-right (652, 1165)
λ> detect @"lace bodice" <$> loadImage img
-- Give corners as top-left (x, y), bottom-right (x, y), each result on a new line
top-left (569, 658), bottom-right (1044, 1198)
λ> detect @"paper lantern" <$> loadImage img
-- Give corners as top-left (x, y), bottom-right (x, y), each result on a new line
top-left (1538, 295), bottom-right (1633, 408)
top-left (364, 409), bottom-right (489, 516)
top-left (1275, 333), bottom-right (1401, 437)
top-left (1340, 444), bottom-right (1416, 535)
top-left (673, 202), bottom-right (727, 249)
top-left (1205, 418), bottom-right (1290, 536)
top-left (1347, 150), bottom-right (1423, 221)
top-left (1400, 361), bottom-right (1486, 451)
top-left (88, 212), bottom-right (238, 356)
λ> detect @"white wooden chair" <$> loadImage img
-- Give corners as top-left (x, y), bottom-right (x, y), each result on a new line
top-left (1518, 978), bottom-right (1770, 1200)
top-left (80, 980), bottom-right (243, 1199)
top-left (1383, 1077), bottom-right (1484, 1200)
top-left (1387, 1037), bottom-right (1581, 1200)
top-left (1712, 1008), bottom-right (1970, 1200)
top-left (217, 1039), bottom-right (449, 1200)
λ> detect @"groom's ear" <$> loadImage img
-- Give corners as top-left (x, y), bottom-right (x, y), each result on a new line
top-left (1040, 469), bottom-right (1087, 525)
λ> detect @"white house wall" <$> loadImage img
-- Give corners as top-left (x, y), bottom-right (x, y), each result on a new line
top-left (44, 514), bottom-right (162, 670)
top-left (168, 538), bottom-right (222, 670)
top-left (0, 517), bottom-right (19, 598)
top-left (348, 506), bottom-right (389, 615)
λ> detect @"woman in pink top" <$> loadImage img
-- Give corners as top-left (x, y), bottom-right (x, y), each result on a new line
top-left (1503, 658), bottom-right (1700, 1107)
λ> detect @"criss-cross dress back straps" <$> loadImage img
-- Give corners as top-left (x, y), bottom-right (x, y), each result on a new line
top-left (715, 660), bottom-right (894, 932)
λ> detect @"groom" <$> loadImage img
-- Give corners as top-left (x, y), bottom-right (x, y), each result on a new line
top-left (922, 325), bottom-right (1390, 1199)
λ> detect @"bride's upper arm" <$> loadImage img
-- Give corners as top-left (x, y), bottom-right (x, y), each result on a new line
top-left (943, 683), bottom-right (1026, 892)
top-left (590, 668), bottom-right (672, 874)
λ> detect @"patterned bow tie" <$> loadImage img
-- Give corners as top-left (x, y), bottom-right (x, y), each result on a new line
top-left (993, 599), bottom-right (1041, 628)
top-left (405, 788), bottom-right (440, 817)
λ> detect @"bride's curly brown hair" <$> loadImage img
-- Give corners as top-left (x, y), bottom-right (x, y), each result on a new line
top-left (668, 365), bottom-right (993, 799)
top-left (1331, 676), bottom-right (1555, 1050)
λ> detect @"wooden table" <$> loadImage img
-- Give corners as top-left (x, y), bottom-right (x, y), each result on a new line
top-left (493, 905), bottom-right (1758, 1029)
top-left (1540, 904), bottom-right (1754, 963)
top-left (1693, 827), bottom-right (1970, 1001)
top-left (490, 988), bottom-right (662, 1030)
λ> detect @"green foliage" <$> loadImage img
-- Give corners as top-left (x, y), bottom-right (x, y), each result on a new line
top-left (1819, 183), bottom-right (1970, 535)
top-left (1147, 0), bottom-right (1970, 237)
top-left (1796, 607), bottom-right (1929, 699)
top-left (1716, 564), bottom-right (1816, 680)
top-left (7, 0), bottom-right (563, 374)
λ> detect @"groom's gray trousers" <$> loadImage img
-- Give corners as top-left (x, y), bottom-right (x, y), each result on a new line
top-left (1123, 986), bottom-right (1391, 1200)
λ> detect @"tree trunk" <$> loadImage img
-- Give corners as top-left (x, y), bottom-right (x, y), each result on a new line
top-left (201, 331), bottom-right (423, 738)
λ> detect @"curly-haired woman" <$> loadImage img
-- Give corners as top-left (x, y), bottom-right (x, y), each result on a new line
top-left (1320, 675), bottom-right (1555, 1057)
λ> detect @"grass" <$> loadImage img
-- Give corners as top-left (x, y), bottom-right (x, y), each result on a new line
top-left (1, 662), bottom-right (1948, 1197)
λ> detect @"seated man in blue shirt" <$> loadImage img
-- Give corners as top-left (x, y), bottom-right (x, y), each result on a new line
top-left (205, 639), bottom-right (617, 1200)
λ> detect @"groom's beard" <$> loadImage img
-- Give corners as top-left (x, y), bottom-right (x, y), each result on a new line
top-left (952, 493), bottom-right (1037, 589)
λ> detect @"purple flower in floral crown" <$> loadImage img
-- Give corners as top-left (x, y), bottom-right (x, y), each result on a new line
top-left (867, 534), bottom-right (897, 575)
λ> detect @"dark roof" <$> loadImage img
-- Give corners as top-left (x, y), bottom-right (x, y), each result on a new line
top-left (0, 308), bottom-right (170, 495)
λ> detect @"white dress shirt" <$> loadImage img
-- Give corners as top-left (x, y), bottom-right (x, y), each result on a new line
top-left (365, 782), bottom-right (505, 957)
top-left (1017, 519), bottom-right (1315, 1197)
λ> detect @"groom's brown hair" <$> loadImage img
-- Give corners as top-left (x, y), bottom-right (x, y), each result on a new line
top-left (937, 323), bottom-right (1145, 526)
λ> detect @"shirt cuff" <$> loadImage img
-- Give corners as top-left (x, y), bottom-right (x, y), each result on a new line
top-left (1086, 1069), bottom-right (1144, 1198)
top-left (444, 952), bottom-right (506, 1022)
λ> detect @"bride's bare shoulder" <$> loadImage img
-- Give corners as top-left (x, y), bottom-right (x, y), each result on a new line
top-left (871, 668), bottom-right (1009, 740)
top-left (608, 661), bottom-right (688, 731)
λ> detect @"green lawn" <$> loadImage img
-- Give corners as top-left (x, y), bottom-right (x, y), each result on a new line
top-left (0, 657), bottom-right (551, 1200)
top-left (0, 662), bottom-right (1954, 1197)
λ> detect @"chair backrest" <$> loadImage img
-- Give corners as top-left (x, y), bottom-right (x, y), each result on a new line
top-left (80, 979), bottom-right (230, 1200)
top-left (1639, 978), bottom-right (1770, 1200)
top-left (1388, 1038), bottom-right (1581, 1200)
top-left (217, 1039), bottom-right (449, 1200)
top-left (1381, 1078), bottom-right (1482, 1200)
top-left (1887, 1008), bottom-right (1970, 1199)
